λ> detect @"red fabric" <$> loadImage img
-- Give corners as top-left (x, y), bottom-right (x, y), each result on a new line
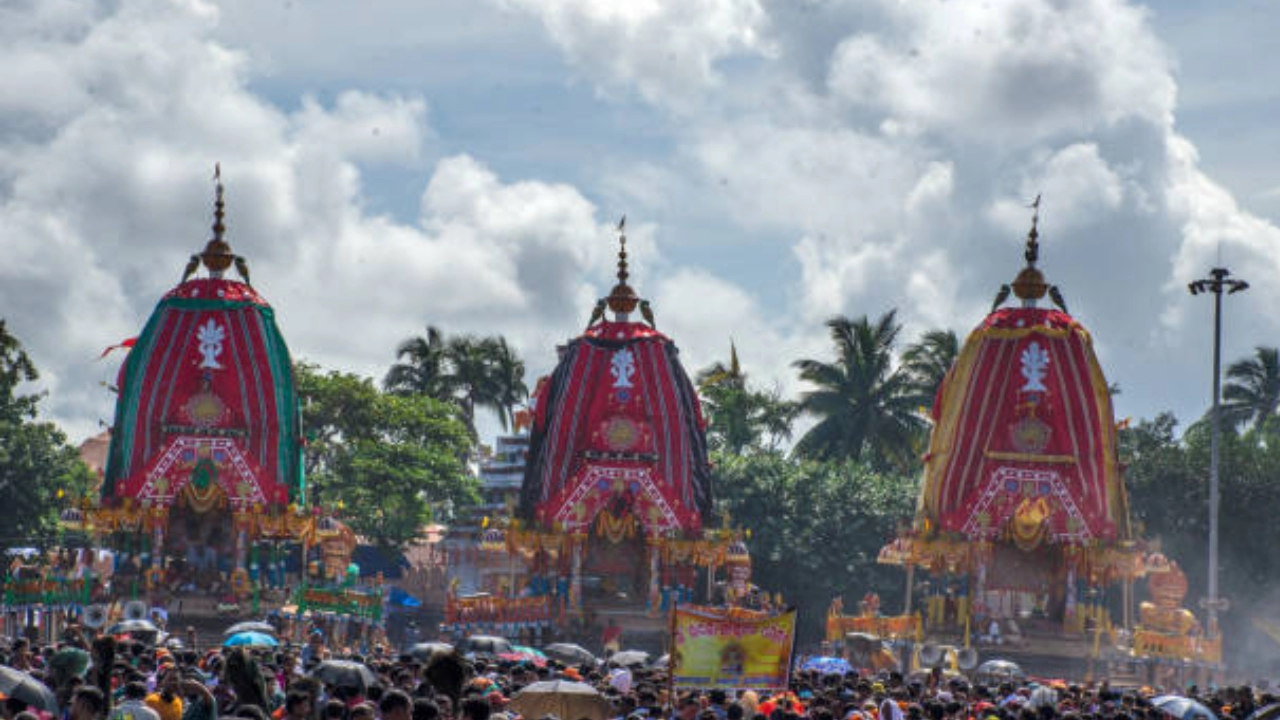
top-left (99, 337), bottom-right (137, 359)
top-left (522, 321), bottom-right (711, 534)
top-left (922, 307), bottom-right (1122, 543)
top-left (106, 277), bottom-right (296, 509)
top-left (163, 278), bottom-right (268, 305)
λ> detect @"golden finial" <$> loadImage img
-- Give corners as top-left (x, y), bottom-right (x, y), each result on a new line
top-left (616, 214), bottom-right (629, 286)
top-left (605, 214), bottom-right (640, 316)
top-left (199, 163), bottom-right (236, 276)
top-left (1010, 193), bottom-right (1048, 303)
top-left (212, 163), bottom-right (226, 243)
top-left (1024, 194), bottom-right (1041, 266)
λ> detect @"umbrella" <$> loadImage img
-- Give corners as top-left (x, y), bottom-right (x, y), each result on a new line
top-left (974, 659), bottom-right (1025, 682)
top-left (0, 666), bottom-right (59, 713)
top-left (499, 645), bottom-right (547, 667)
top-left (543, 643), bottom-right (597, 667)
top-left (408, 642), bottom-right (455, 661)
top-left (107, 618), bottom-right (159, 635)
top-left (608, 649), bottom-right (650, 667)
top-left (1152, 696), bottom-right (1216, 720)
top-left (802, 656), bottom-right (853, 675)
top-left (310, 660), bottom-right (377, 690)
top-left (224, 631), bottom-right (279, 648)
top-left (49, 648), bottom-right (91, 679)
top-left (462, 635), bottom-right (513, 656)
top-left (224, 621), bottom-right (277, 636)
top-left (510, 680), bottom-right (614, 720)
top-left (388, 587), bottom-right (422, 608)
top-left (1248, 705), bottom-right (1280, 720)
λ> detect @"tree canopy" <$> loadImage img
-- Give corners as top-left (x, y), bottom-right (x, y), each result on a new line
top-left (712, 450), bottom-right (916, 641)
top-left (385, 326), bottom-right (529, 436)
top-left (297, 363), bottom-right (478, 551)
top-left (696, 344), bottom-right (797, 454)
top-left (0, 320), bottom-right (95, 547)
top-left (792, 312), bottom-right (926, 470)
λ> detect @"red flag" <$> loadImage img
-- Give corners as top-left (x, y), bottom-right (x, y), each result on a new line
top-left (98, 338), bottom-right (136, 359)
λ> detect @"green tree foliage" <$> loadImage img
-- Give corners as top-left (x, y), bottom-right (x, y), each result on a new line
top-left (0, 321), bottom-right (95, 546)
top-left (1221, 346), bottom-right (1280, 430)
top-left (1120, 411), bottom-right (1280, 655)
top-left (297, 363), bottom-right (478, 551)
top-left (793, 311), bottom-right (925, 470)
top-left (712, 451), bottom-right (916, 641)
top-left (384, 326), bottom-right (528, 435)
top-left (696, 345), bottom-right (797, 454)
top-left (901, 328), bottom-right (959, 412)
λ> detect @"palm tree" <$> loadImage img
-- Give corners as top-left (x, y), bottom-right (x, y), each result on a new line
top-left (792, 311), bottom-right (925, 469)
top-left (385, 328), bottom-right (528, 436)
top-left (486, 336), bottom-right (529, 431)
top-left (901, 328), bottom-right (959, 414)
top-left (697, 344), bottom-right (797, 453)
top-left (384, 326), bottom-right (451, 400)
top-left (1222, 346), bottom-right (1280, 430)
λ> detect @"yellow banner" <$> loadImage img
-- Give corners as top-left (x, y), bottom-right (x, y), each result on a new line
top-left (672, 606), bottom-right (796, 689)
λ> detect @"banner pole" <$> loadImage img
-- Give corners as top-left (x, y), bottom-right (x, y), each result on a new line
top-left (667, 600), bottom-right (678, 714)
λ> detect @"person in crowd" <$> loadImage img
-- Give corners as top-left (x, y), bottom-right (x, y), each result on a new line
top-left (110, 682), bottom-right (160, 720)
top-left (71, 687), bottom-right (107, 720)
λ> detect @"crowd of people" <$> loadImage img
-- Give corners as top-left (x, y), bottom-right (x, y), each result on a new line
top-left (0, 630), bottom-right (1270, 720)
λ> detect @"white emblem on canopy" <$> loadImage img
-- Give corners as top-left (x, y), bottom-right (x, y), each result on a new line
top-left (1019, 341), bottom-right (1050, 392)
top-left (197, 319), bottom-right (226, 369)
top-left (611, 348), bottom-right (636, 389)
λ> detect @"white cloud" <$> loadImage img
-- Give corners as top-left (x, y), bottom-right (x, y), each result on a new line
top-left (5, 0), bottom-right (1280, 444)
top-left (826, 0), bottom-right (1175, 145)
top-left (0, 0), bottom-right (642, 440)
top-left (495, 0), bottom-right (771, 108)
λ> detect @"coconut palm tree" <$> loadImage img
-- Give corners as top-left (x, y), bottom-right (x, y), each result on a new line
top-left (901, 328), bottom-right (959, 415)
top-left (384, 326), bottom-right (452, 401)
top-left (792, 311), bottom-right (925, 469)
top-left (384, 327), bottom-right (528, 436)
top-left (697, 343), bottom-right (797, 453)
top-left (486, 336), bottom-right (529, 431)
top-left (1222, 346), bottom-right (1280, 430)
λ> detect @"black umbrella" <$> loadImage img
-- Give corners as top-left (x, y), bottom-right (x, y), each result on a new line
top-left (310, 660), bottom-right (377, 690)
top-left (408, 642), bottom-right (455, 661)
top-left (0, 666), bottom-right (59, 713)
top-left (462, 635), bottom-right (512, 656)
top-left (543, 643), bottom-right (597, 667)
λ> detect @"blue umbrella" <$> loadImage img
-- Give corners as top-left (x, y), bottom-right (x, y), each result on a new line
top-left (388, 587), bottom-right (422, 608)
top-left (224, 631), bottom-right (279, 648)
top-left (802, 656), bottom-right (852, 675)
top-left (1152, 696), bottom-right (1216, 720)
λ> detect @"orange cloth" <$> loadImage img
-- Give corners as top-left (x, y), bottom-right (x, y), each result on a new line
top-left (145, 694), bottom-right (183, 720)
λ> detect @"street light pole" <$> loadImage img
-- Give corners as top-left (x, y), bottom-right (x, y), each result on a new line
top-left (1188, 267), bottom-right (1248, 635)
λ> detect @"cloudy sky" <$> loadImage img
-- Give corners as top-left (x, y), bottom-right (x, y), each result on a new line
top-left (4, 0), bottom-right (1279, 444)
